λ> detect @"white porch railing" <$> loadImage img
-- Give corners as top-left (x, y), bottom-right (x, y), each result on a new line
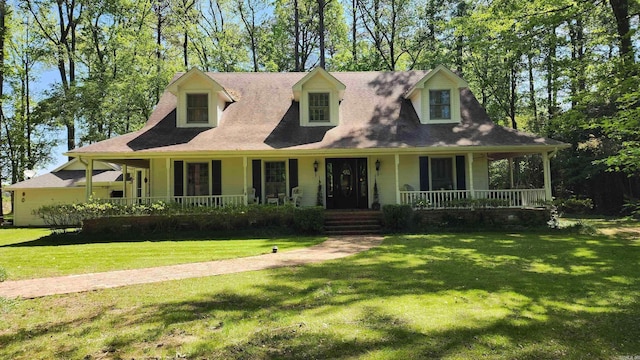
top-left (399, 189), bottom-right (547, 209)
top-left (104, 194), bottom-right (246, 208)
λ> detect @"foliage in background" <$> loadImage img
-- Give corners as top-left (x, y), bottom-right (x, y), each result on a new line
top-left (0, 0), bottom-right (638, 214)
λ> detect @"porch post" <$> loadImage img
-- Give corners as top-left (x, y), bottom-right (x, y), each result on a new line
top-left (542, 151), bottom-right (552, 201)
top-left (394, 154), bottom-right (400, 204)
top-left (85, 158), bottom-right (93, 201)
top-left (243, 156), bottom-right (248, 205)
top-left (122, 164), bottom-right (128, 198)
top-left (166, 158), bottom-right (171, 202)
top-left (467, 152), bottom-right (474, 198)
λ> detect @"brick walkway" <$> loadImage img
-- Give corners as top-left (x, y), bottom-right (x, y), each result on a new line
top-left (0, 236), bottom-right (383, 299)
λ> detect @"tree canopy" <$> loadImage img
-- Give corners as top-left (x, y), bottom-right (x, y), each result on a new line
top-left (0, 0), bottom-right (638, 213)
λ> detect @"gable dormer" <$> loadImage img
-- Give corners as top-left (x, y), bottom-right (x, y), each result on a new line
top-left (293, 68), bottom-right (346, 127)
top-left (405, 65), bottom-right (468, 124)
top-left (167, 68), bottom-right (234, 128)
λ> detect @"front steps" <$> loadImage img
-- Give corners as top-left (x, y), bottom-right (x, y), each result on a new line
top-left (324, 210), bottom-right (382, 235)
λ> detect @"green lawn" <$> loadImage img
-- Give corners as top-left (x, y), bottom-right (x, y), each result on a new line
top-left (1, 224), bottom-right (639, 359)
top-left (0, 228), bottom-right (325, 280)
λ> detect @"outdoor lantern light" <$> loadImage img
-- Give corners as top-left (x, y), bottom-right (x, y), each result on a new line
top-left (375, 159), bottom-right (381, 172)
top-left (313, 160), bottom-right (319, 173)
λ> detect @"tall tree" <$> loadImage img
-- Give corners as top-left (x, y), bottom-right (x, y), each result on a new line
top-left (24, 0), bottom-right (83, 152)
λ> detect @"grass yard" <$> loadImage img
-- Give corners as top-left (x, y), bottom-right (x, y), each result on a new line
top-left (0, 229), bottom-right (325, 280)
top-left (0, 224), bottom-right (639, 359)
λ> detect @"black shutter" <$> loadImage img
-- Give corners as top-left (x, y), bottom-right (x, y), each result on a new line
top-left (252, 159), bottom-right (262, 200)
top-left (174, 161), bottom-right (184, 196)
top-left (289, 159), bottom-right (298, 196)
top-left (212, 160), bottom-right (222, 195)
top-left (456, 155), bottom-right (466, 190)
top-left (419, 156), bottom-right (430, 191)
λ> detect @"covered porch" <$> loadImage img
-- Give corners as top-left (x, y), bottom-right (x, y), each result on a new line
top-left (80, 148), bottom-right (558, 211)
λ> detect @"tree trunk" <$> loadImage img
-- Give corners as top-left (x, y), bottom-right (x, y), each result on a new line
top-left (351, 0), bottom-right (357, 64)
top-left (318, 0), bottom-right (325, 69)
top-left (0, 0), bottom-right (5, 221)
top-left (609, 0), bottom-right (633, 61)
top-left (294, 0), bottom-right (300, 71)
top-left (527, 53), bottom-right (538, 130)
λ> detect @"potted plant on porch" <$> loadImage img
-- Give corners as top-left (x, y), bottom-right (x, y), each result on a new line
top-left (371, 180), bottom-right (380, 210)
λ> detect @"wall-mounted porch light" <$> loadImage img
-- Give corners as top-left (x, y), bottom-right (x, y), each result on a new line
top-left (313, 160), bottom-right (319, 174)
top-left (375, 159), bottom-right (381, 173)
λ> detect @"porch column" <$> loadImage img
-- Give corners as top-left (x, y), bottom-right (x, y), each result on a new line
top-left (166, 158), bottom-right (171, 201)
top-left (467, 152), bottom-right (474, 198)
top-left (85, 158), bottom-right (93, 201)
top-left (122, 164), bottom-right (128, 198)
top-left (542, 151), bottom-right (552, 201)
top-left (394, 154), bottom-right (400, 204)
top-left (243, 156), bottom-right (248, 205)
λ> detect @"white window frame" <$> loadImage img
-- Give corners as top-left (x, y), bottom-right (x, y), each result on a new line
top-left (429, 156), bottom-right (457, 191)
top-left (429, 89), bottom-right (452, 120)
top-left (177, 90), bottom-right (217, 128)
top-left (263, 160), bottom-right (289, 200)
top-left (184, 161), bottom-right (211, 196)
top-left (308, 92), bottom-right (331, 123)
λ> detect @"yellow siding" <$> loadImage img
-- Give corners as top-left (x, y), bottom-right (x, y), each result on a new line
top-left (472, 155), bottom-right (489, 190)
top-left (298, 157), bottom-right (321, 207)
top-left (151, 158), bottom-right (168, 198)
top-left (222, 158), bottom-right (244, 195)
top-left (12, 186), bottom-right (117, 226)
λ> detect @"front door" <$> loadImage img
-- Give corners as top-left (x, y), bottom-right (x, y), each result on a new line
top-left (326, 158), bottom-right (368, 209)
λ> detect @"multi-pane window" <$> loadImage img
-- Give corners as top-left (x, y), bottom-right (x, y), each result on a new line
top-left (429, 90), bottom-right (451, 120)
top-left (309, 92), bottom-right (330, 122)
top-left (187, 94), bottom-right (209, 124)
top-left (187, 162), bottom-right (209, 196)
top-left (431, 158), bottom-right (453, 190)
top-left (265, 161), bottom-right (286, 198)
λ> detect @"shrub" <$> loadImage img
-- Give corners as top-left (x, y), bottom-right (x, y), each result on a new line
top-left (80, 203), bottom-right (304, 235)
top-left (293, 207), bottom-right (325, 234)
top-left (382, 204), bottom-right (413, 232)
top-left (622, 199), bottom-right (640, 219)
top-left (553, 196), bottom-right (594, 214)
top-left (0, 266), bottom-right (7, 282)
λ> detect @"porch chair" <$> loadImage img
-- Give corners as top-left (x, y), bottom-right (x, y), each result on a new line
top-left (401, 184), bottom-right (415, 191)
top-left (291, 186), bottom-right (303, 207)
top-left (248, 188), bottom-right (259, 204)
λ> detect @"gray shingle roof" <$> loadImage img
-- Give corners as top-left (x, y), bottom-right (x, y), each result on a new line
top-left (68, 71), bottom-right (567, 155)
top-left (6, 170), bottom-right (123, 189)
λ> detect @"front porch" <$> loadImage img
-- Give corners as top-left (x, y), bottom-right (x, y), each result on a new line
top-left (103, 188), bottom-right (547, 210)
top-left (84, 150), bottom-right (558, 211)
top-left (400, 189), bottom-right (547, 209)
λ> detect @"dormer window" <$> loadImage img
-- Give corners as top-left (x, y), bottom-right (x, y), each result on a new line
top-left (187, 94), bottom-right (209, 124)
top-left (166, 67), bottom-right (235, 128)
top-left (429, 90), bottom-right (451, 120)
top-left (292, 68), bottom-right (345, 127)
top-left (309, 92), bottom-right (330, 122)
top-left (404, 65), bottom-right (468, 124)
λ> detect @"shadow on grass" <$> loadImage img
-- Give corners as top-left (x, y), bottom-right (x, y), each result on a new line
top-left (2, 232), bottom-right (638, 359)
top-left (0, 227), bottom-right (303, 247)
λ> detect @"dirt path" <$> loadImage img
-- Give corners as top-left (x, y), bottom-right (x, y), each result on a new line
top-left (0, 236), bottom-right (383, 299)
